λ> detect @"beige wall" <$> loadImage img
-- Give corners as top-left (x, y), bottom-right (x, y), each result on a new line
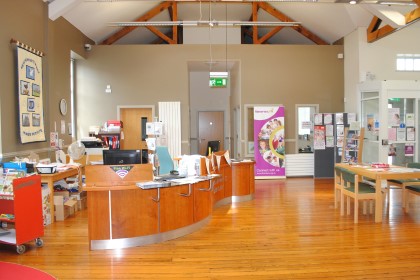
top-left (0, 0), bottom-right (92, 161)
top-left (76, 44), bottom-right (344, 156)
top-left (0, 1), bottom-right (343, 160)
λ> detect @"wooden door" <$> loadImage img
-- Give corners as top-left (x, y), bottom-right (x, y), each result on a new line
top-left (198, 111), bottom-right (224, 155)
top-left (119, 107), bottom-right (152, 150)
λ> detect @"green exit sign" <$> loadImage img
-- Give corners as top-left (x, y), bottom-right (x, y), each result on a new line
top-left (209, 77), bottom-right (227, 88)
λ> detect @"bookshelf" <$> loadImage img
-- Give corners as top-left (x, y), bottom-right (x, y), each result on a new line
top-left (341, 127), bottom-right (364, 163)
top-left (0, 175), bottom-right (44, 254)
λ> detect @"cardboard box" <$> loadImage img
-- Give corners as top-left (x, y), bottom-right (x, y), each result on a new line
top-left (70, 191), bottom-right (87, 211)
top-left (53, 191), bottom-right (77, 221)
top-left (77, 197), bottom-right (87, 211)
top-left (70, 191), bottom-right (87, 201)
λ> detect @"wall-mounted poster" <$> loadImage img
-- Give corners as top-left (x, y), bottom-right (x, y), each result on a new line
top-left (254, 106), bottom-right (285, 179)
top-left (314, 125), bottom-right (326, 150)
top-left (388, 108), bottom-right (401, 127)
top-left (314, 113), bottom-right (323, 125)
top-left (406, 113), bottom-right (415, 127)
top-left (407, 127), bottom-right (416, 141)
top-left (324, 114), bottom-right (333, 125)
top-left (16, 45), bottom-right (46, 143)
top-left (405, 144), bottom-right (414, 157)
top-left (335, 113), bottom-right (344, 125)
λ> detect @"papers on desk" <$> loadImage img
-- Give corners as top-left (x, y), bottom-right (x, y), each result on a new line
top-left (388, 168), bottom-right (420, 173)
top-left (137, 181), bottom-right (171, 189)
top-left (137, 175), bottom-right (220, 189)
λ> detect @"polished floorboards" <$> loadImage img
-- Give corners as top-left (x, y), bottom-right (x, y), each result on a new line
top-left (2, 178), bottom-right (420, 279)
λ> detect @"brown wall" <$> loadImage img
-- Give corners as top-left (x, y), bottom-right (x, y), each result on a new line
top-left (0, 0), bottom-right (92, 161)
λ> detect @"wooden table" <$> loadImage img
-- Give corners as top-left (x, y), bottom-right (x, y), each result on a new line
top-left (40, 166), bottom-right (82, 223)
top-left (336, 163), bottom-right (420, 223)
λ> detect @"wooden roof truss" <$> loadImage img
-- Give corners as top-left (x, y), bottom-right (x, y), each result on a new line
top-left (101, 1), bottom-right (327, 45)
top-left (367, 0), bottom-right (420, 43)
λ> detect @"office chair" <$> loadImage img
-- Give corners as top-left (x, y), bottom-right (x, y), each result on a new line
top-left (155, 146), bottom-right (174, 175)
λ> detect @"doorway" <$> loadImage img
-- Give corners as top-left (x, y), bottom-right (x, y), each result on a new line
top-left (198, 111), bottom-right (224, 155)
top-left (118, 106), bottom-right (154, 150)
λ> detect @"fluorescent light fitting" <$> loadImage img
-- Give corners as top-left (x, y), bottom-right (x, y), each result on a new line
top-left (210, 71), bottom-right (229, 78)
top-left (379, 1), bottom-right (416, 5)
top-left (111, 20), bottom-right (300, 27)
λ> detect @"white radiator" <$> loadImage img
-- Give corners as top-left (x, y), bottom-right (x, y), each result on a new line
top-left (158, 102), bottom-right (181, 158)
top-left (285, 153), bottom-right (314, 177)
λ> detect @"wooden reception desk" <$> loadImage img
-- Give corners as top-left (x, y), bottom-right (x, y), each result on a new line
top-left (84, 156), bottom-right (254, 250)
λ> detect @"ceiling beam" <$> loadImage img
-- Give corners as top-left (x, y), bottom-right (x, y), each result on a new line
top-left (146, 26), bottom-right (176, 44)
top-left (170, 2), bottom-right (178, 44)
top-left (101, 1), bottom-right (174, 45)
top-left (252, 2), bottom-right (259, 43)
top-left (367, 6), bottom-right (420, 43)
top-left (406, 7), bottom-right (420, 24)
top-left (363, 5), bottom-right (406, 28)
top-left (257, 26), bottom-right (284, 44)
top-left (257, 2), bottom-right (328, 45)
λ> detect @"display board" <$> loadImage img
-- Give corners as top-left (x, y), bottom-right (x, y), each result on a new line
top-left (314, 113), bottom-right (356, 178)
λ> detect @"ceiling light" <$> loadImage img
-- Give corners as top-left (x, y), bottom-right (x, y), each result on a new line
top-left (349, 0), bottom-right (357, 4)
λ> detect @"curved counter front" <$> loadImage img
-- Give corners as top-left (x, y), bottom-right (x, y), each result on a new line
top-left (84, 160), bottom-right (254, 250)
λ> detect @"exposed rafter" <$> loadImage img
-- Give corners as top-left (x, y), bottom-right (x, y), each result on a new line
top-left (367, 4), bottom-right (420, 43)
top-left (101, 1), bottom-right (178, 45)
top-left (101, 1), bottom-right (328, 45)
top-left (257, 2), bottom-right (328, 45)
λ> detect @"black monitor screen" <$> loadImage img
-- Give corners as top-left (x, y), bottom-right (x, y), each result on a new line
top-left (103, 149), bottom-right (141, 165)
top-left (206, 140), bottom-right (221, 156)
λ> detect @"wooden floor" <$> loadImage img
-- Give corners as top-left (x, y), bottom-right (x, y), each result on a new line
top-left (2, 178), bottom-right (420, 279)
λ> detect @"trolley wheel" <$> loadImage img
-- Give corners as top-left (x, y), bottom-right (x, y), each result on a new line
top-left (35, 238), bottom-right (44, 247)
top-left (16, 245), bottom-right (26, 254)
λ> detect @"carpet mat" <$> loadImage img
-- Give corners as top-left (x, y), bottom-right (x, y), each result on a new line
top-left (0, 262), bottom-right (56, 280)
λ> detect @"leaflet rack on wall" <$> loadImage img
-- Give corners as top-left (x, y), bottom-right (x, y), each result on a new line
top-left (341, 127), bottom-right (365, 163)
top-left (0, 174), bottom-right (44, 254)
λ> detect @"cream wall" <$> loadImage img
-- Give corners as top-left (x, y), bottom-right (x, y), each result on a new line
top-left (344, 21), bottom-right (420, 113)
top-left (76, 44), bottom-right (344, 156)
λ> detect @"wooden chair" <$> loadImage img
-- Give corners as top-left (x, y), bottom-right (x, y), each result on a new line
top-left (404, 182), bottom-right (420, 213)
top-left (334, 165), bottom-right (344, 209)
top-left (387, 162), bottom-right (420, 208)
top-left (340, 169), bottom-right (382, 223)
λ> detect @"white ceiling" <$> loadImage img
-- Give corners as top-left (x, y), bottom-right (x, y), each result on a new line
top-left (45, 0), bottom-right (416, 45)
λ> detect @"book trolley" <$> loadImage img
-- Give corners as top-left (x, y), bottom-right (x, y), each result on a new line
top-left (0, 174), bottom-right (44, 254)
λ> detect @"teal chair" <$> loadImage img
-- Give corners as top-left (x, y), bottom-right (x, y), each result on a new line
top-left (334, 165), bottom-right (345, 209)
top-left (155, 146), bottom-right (174, 175)
top-left (387, 162), bottom-right (420, 208)
top-left (404, 183), bottom-right (420, 213)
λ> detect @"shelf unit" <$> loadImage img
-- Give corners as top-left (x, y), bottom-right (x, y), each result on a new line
top-left (95, 132), bottom-right (121, 149)
top-left (0, 175), bottom-right (44, 254)
top-left (341, 127), bottom-right (364, 163)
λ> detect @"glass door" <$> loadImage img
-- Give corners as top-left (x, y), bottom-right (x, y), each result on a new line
top-left (361, 92), bottom-right (380, 163)
top-left (387, 98), bottom-right (416, 166)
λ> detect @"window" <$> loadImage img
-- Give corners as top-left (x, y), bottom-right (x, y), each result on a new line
top-left (295, 104), bottom-right (318, 153)
top-left (396, 54), bottom-right (420, 71)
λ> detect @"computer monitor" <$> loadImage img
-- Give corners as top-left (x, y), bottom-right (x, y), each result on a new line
top-left (103, 149), bottom-right (141, 165)
top-left (206, 140), bottom-right (221, 156)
